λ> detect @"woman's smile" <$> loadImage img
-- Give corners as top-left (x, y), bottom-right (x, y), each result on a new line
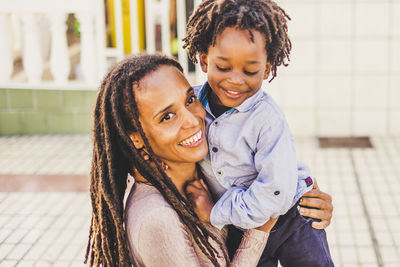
top-left (178, 129), bottom-right (204, 147)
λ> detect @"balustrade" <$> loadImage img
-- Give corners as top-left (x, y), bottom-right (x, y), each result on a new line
top-left (0, 0), bottom-right (205, 89)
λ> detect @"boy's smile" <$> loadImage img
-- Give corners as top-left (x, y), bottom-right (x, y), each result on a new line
top-left (199, 27), bottom-right (271, 108)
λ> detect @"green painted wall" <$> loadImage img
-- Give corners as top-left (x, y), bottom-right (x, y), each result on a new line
top-left (0, 88), bottom-right (97, 135)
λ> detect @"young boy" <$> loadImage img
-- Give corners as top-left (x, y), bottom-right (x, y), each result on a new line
top-left (183, 0), bottom-right (334, 266)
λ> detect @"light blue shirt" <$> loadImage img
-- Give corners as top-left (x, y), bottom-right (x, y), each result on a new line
top-left (195, 83), bottom-right (313, 230)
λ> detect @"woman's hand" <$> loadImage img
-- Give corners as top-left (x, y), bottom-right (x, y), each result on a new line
top-left (299, 179), bottom-right (333, 230)
top-left (184, 179), bottom-right (214, 223)
top-left (255, 216), bottom-right (279, 233)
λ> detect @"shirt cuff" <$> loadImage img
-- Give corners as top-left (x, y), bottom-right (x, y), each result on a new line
top-left (210, 205), bottom-right (226, 230)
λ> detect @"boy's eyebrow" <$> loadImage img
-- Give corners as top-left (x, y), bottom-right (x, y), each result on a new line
top-left (216, 56), bottom-right (261, 64)
top-left (153, 87), bottom-right (194, 119)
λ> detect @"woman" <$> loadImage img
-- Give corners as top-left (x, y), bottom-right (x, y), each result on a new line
top-left (84, 54), bottom-right (333, 266)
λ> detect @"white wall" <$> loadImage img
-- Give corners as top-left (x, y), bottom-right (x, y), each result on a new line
top-left (265, 0), bottom-right (399, 136)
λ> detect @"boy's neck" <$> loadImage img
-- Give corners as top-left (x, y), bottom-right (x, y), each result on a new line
top-left (209, 90), bottom-right (231, 118)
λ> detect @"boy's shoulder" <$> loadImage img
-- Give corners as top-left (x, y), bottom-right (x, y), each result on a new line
top-left (249, 90), bottom-right (286, 123)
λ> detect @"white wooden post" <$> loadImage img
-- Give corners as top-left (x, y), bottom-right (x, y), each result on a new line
top-left (0, 14), bottom-right (13, 82)
top-left (77, 13), bottom-right (97, 84)
top-left (95, 0), bottom-right (107, 80)
top-left (176, 0), bottom-right (188, 74)
top-left (145, 0), bottom-right (156, 53)
top-left (193, 0), bottom-right (206, 85)
top-left (49, 13), bottom-right (70, 83)
top-left (161, 0), bottom-right (170, 55)
top-left (113, 0), bottom-right (125, 60)
top-left (129, 0), bottom-right (140, 53)
top-left (22, 14), bottom-right (43, 84)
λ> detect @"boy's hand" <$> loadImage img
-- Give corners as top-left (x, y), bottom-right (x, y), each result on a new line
top-left (255, 216), bottom-right (279, 233)
top-left (184, 179), bottom-right (214, 223)
top-left (299, 179), bottom-right (333, 230)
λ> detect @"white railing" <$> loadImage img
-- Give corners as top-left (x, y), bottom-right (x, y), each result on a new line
top-left (0, 0), bottom-right (205, 90)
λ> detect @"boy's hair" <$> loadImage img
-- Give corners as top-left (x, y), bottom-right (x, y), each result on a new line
top-left (85, 54), bottom-right (229, 266)
top-left (183, 0), bottom-right (292, 80)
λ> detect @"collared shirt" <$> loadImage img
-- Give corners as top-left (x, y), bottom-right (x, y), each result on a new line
top-left (194, 83), bottom-right (313, 230)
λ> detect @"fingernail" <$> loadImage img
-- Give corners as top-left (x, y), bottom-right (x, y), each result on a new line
top-left (144, 155), bottom-right (149, 160)
top-left (300, 208), bottom-right (305, 213)
top-left (299, 198), bottom-right (303, 203)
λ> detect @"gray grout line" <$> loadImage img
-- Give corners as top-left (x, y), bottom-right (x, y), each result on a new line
top-left (350, 150), bottom-right (384, 267)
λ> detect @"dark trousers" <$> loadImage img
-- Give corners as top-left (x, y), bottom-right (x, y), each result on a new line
top-left (226, 203), bottom-right (334, 267)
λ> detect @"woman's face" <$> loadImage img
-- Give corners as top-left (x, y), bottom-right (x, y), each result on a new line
top-left (133, 65), bottom-right (208, 166)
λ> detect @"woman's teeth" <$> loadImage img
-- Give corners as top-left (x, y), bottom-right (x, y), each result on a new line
top-left (179, 130), bottom-right (202, 146)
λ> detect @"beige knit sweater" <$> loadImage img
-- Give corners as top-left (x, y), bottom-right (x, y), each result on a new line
top-left (125, 183), bottom-right (269, 267)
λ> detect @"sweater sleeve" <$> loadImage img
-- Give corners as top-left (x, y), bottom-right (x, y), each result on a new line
top-left (231, 229), bottom-right (269, 267)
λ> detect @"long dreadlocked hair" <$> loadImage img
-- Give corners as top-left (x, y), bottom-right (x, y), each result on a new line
top-left (85, 54), bottom-right (229, 266)
top-left (183, 0), bottom-right (292, 80)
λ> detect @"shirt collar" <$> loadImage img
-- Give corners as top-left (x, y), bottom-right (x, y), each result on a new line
top-left (198, 82), bottom-right (264, 113)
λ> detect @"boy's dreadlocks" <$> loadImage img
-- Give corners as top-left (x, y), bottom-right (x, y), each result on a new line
top-left (85, 54), bottom-right (229, 266)
top-left (183, 0), bottom-right (292, 80)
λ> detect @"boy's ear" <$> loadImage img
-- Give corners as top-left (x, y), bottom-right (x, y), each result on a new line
top-left (263, 63), bottom-right (272, 80)
top-left (199, 53), bottom-right (208, 73)
top-left (129, 132), bottom-right (145, 150)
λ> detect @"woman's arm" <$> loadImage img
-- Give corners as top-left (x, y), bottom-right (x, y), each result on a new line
top-left (299, 179), bottom-right (333, 230)
top-left (186, 179), bottom-right (277, 267)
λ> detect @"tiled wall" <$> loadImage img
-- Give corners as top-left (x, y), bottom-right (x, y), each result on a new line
top-left (266, 0), bottom-right (399, 136)
top-left (0, 88), bottom-right (96, 135)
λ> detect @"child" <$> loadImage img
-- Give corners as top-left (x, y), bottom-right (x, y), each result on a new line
top-left (183, 0), bottom-right (334, 266)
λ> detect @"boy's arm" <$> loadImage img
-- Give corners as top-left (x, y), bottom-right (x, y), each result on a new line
top-left (210, 116), bottom-right (298, 230)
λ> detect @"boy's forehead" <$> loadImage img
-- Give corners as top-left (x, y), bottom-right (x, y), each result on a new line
top-left (209, 27), bottom-right (268, 58)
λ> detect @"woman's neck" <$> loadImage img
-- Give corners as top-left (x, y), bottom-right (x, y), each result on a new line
top-left (134, 162), bottom-right (198, 195)
top-left (165, 162), bottom-right (198, 195)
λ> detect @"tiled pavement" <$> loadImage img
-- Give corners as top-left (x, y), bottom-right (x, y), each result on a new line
top-left (0, 135), bottom-right (400, 266)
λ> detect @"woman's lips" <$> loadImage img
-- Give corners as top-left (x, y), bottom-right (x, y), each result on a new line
top-left (178, 129), bottom-right (203, 147)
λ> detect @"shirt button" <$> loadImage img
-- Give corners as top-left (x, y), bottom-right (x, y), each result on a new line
top-left (212, 147), bottom-right (218, 152)
top-left (217, 171), bottom-right (222, 175)
top-left (214, 121), bottom-right (219, 126)
top-left (274, 191), bottom-right (280, 196)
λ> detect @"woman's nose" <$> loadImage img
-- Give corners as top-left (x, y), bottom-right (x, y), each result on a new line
top-left (182, 109), bottom-right (199, 129)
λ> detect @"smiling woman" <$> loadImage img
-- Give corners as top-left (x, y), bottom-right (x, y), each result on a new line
top-left (85, 54), bottom-right (276, 267)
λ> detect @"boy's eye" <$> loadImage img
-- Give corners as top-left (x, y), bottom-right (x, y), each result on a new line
top-left (160, 112), bottom-right (175, 122)
top-left (216, 65), bottom-right (230, 72)
top-left (187, 95), bottom-right (197, 105)
top-left (244, 70), bottom-right (259, 76)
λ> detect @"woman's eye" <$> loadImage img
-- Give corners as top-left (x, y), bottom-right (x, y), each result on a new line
top-left (160, 112), bottom-right (175, 122)
top-left (187, 95), bottom-right (197, 105)
top-left (244, 70), bottom-right (259, 76)
top-left (216, 65), bottom-right (230, 72)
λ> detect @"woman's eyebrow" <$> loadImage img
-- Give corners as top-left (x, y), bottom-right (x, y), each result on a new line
top-left (153, 104), bottom-right (173, 119)
top-left (187, 87), bottom-right (194, 95)
top-left (152, 88), bottom-right (194, 119)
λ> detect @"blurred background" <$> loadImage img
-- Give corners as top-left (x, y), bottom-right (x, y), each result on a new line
top-left (0, 0), bottom-right (399, 266)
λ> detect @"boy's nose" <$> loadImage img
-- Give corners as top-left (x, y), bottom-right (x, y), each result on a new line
top-left (227, 72), bottom-right (245, 85)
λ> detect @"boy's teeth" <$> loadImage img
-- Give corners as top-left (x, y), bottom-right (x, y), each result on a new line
top-left (227, 90), bottom-right (240, 95)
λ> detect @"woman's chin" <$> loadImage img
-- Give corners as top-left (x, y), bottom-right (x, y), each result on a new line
top-left (177, 144), bottom-right (208, 163)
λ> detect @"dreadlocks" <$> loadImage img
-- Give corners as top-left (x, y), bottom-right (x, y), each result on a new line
top-left (183, 0), bottom-right (292, 80)
top-left (85, 54), bottom-right (229, 266)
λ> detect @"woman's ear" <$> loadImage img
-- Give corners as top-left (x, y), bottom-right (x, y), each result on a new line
top-left (129, 132), bottom-right (144, 150)
top-left (264, 63), bottom-right (271, 80)
top-left (199, 53), bottom-right (208, 73)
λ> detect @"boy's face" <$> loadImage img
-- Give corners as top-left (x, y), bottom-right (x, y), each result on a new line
top-left (199, 27), bottom-right (271, 108)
